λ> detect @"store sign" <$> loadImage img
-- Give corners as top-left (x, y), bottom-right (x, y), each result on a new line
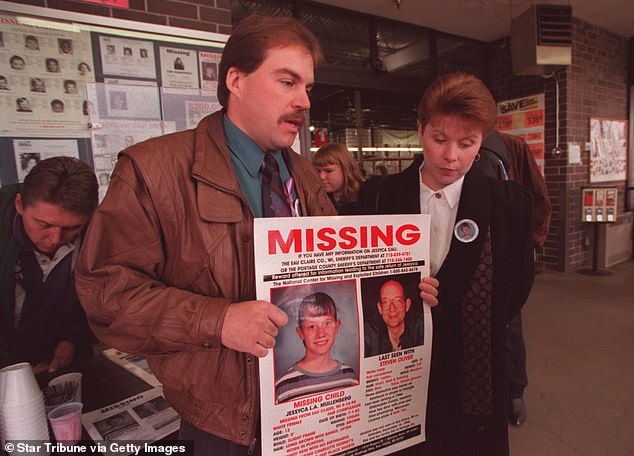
top-left (496, 94), bottom-right (545, 175)
top-left (312, 128), bottom-right (329, 148)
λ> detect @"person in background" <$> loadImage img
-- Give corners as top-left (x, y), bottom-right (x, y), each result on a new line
top-left (374, 164), bottom-right (388, 176)
top-left (275, 292), bottom-right (357, 403)
top-left (357, 72), bottom-right (535, 455)
top-left (364, 277), bottom-right (424, 357)
top-left (75, 14), bottom-right (338, 455)
top-left (477, 130), bottom-right (552, 426)
top-left (0, 156), bottom-right (98, 373)
top-left (312, 142), bottom-right (365, 214)
top-left (0, 75), bottom-right (8, 90)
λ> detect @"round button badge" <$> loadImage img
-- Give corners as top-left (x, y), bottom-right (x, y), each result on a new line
top-left (454, 218), bottom-right (479, 243)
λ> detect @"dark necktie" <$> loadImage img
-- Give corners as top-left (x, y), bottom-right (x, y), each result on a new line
top-left (261, 153), bottom-right (291, 217)
top-left (461, 231), bottom-right (493, 416)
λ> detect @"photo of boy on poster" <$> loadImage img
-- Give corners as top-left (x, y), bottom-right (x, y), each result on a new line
top-left (361, 272), bottom-right (425, 358)
top-left (272, 280), bottom-right (360, 403)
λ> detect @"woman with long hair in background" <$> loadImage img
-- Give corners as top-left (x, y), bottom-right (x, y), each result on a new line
top-left (312, 143), bottom-right (365, 214)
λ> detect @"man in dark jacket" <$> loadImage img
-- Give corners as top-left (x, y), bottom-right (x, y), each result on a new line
top-left (478, 130), bottom-right (552, 425)
top-left (0, 156), bottom-right (97, 372)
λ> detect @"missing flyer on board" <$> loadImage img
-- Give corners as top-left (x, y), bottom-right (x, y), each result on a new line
top-left (254, 214), bottom-right (432, 456)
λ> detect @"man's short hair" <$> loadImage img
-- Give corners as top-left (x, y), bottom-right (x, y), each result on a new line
top-left (217, 14), bottom-right (323, 107)
top-left (298, 292), bottom-right (337, 326)
top-left (21, 156), bottom-right (98, 216)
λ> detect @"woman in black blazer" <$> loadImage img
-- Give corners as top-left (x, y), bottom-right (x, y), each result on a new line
top-left (357, 72), bottom-right (535, 456)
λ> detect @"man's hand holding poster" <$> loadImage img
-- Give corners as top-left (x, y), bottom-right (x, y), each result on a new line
top-left (254, 215), bottom-right (432, 456)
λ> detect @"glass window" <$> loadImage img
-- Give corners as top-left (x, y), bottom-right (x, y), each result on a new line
top-left (436, 34), bottom-right (486, 78)
top-left (301, 3), bottom-right (370, 70)
top-left (376, 20), bottom-right (433, 82)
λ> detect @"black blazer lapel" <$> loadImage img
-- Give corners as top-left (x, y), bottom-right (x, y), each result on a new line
top-left (377, 155), bottom-right (422, 215)
top-left (437, 167), bottom-right (492, 308)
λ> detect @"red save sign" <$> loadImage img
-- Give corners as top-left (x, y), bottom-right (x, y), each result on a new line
top-left (524, 109), bottom-right (544, 127)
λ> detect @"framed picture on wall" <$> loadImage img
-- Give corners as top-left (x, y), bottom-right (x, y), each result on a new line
top-left (589, 117), bottom-right (627, 182)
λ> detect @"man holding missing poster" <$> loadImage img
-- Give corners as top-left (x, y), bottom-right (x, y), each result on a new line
top-left (76, 15), bottom-right (439, 456)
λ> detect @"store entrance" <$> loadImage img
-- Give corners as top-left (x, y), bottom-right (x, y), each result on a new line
top-left (309, 84), bottom-right (421, 177)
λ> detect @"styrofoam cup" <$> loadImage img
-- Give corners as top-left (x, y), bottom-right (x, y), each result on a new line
top-left (0, 362), bottom-right (41, 407)
top-left (46, 372), bottom-right (82, 409)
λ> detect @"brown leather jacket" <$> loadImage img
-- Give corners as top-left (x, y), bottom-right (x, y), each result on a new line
top-left (499, 132), bottom-right (552, 248)
top-left (75, 111), bottom-right (335, 445)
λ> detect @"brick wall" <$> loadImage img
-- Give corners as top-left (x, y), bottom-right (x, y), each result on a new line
top-left (5, 1), bottom-right (630, 271)
top-left (566, 19), bottom-right (629, 271)
top-left (3, 0), bottom-right (232, 35)
top-left (487, 19), bottom-right (629, 272)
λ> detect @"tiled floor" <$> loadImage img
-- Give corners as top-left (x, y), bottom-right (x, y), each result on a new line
top-left (509, 260), bottom-right (634, 456)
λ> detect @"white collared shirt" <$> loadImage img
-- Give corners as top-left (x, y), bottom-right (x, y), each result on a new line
top-left (418, 163), bottom-right (464, 276)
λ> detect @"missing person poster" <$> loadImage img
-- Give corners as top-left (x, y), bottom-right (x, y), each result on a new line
top-left (254, 214), bottom-right (432, 456)
top-left (0, 15), bottom-right (95, 137)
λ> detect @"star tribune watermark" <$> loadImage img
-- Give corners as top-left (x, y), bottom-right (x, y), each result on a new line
top-left (3, 441), bottom-right (192, 456)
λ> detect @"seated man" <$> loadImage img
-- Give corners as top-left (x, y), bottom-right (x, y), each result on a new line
top-left (0, 156), bottom-right (98, 372)
top-left (276, 292), bottom-right (357, 402)
top-left (364, 278), bottom-right (424, 357)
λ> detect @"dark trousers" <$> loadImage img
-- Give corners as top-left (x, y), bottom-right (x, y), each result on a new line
top-left (178, 420), bottom-right (261, 456)
top-left (506, 311), bottom-right (528, 398)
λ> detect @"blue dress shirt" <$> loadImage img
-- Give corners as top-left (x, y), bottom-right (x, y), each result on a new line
top-left (223, 114), bottom-right (298, 217)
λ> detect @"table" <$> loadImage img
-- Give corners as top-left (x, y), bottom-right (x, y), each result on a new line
top-left (36, 353), bottom-right (179, 443)
top-left (37, 354), bottom-right (153, 412)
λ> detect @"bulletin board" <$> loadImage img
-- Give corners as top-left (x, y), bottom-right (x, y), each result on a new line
top-left (589, 117), bottom-right (628, 183)
top-left (0, 1), bottom-right (227, 194)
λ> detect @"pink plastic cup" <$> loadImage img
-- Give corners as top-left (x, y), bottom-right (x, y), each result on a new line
top-left (47, 401), bottom-right (83, 444)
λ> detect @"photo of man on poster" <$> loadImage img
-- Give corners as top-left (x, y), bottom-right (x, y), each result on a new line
top-left (361, 272), bottom-right (425, 358)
